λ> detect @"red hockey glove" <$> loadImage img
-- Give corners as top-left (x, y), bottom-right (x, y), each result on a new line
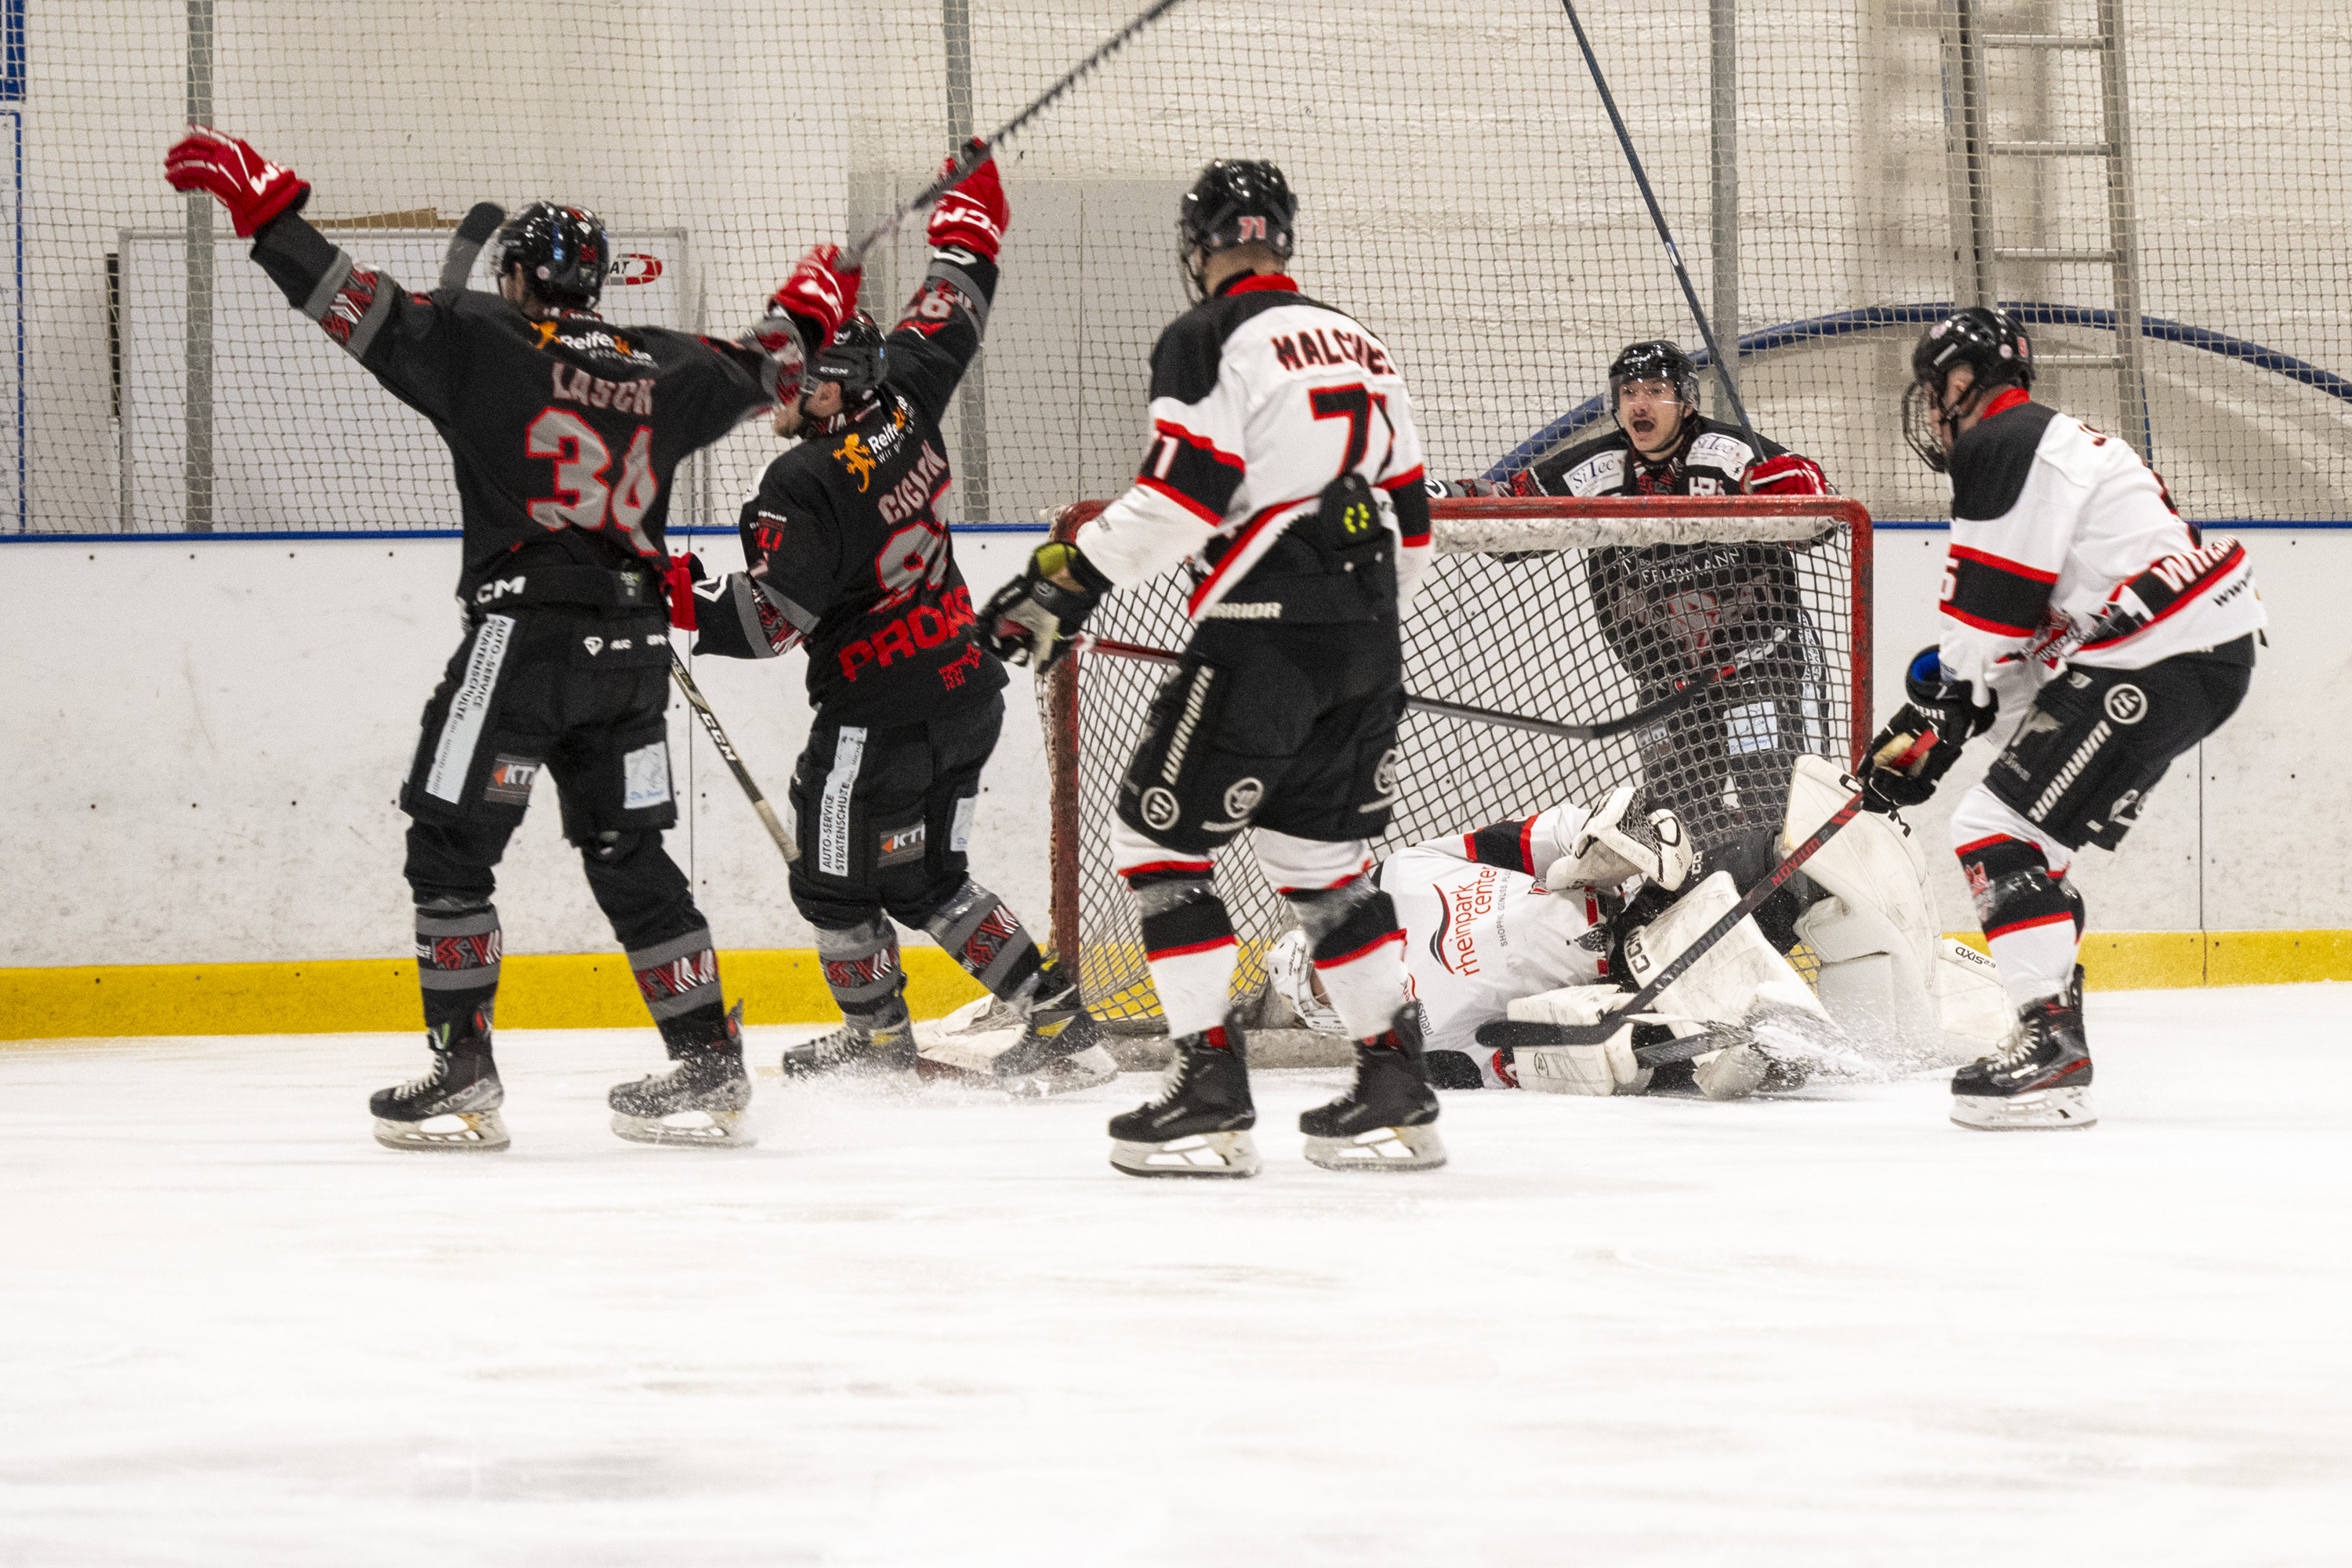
top-left (665, 552), bottom-right (707, 631)
top-left (1742, 452), bottom-right (1830, 496)
top-left (769, 243), bottom-right (861, 352)
top-left (164, 126), bottom-right (310, 238)
top-left (927, 140), bottom-right (1008, 263)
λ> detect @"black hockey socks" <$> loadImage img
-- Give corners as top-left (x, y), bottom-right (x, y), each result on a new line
top-left (1285, 875), bottom-right (1408, 1043)
top-left (415, 898), bottom-right (502, 1035)
top-left (1125, 866), bottom-right (1239, 1040)
top-left (924, 880), bottom-right (1045, 1000)
top-left (815, 916), bottom-right (912, 1034)
top-left (626, 927), bottom-right (729, 1056)
top-left (1958, 835), bottom-right (2086, 1009)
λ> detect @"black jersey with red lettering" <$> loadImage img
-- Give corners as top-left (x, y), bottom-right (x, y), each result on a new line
top-left (699, 251), bottom-right (1007, 726)
top-left (246, 211), bottom-right (775, 601)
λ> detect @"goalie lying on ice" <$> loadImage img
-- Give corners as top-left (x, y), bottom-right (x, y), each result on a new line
top-left (1268, 757), bottom-right (2007, 1098)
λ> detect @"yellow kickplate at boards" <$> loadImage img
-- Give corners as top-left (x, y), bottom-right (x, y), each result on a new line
top-left (0, 949), bottom-right (988, 1042)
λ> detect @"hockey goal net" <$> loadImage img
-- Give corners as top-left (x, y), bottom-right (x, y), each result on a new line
top-left (1044, 495), bottom-right (1873, 1029)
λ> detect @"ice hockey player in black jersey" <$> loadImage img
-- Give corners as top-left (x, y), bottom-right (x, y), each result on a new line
top-left (166, 127), bottom-right (825, 1152)
top-left (684, 146), bottom-right (1117, 1099)
top-left (1487, 340), bottom-right (1837, 919)
top-left (1864, 307), bottom-right (2263, 1131)
top-left (982, 159), bottom-right (1444, 1178)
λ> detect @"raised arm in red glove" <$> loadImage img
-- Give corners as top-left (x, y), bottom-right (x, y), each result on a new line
top-left (764, 242), bottom-right (861, 361)
top-left (1743, 452), bottom-right (1831, 496)
top-left (927, 140), bottom-right (1008, 263)
top-left (164, 126), bottom-right (310, 238)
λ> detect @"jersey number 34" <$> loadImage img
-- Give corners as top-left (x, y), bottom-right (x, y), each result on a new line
top-left (526, 408), bottom-right (659, 556)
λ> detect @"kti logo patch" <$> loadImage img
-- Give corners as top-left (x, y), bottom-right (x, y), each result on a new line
top-left (484, 755), bottom-right (540, 806)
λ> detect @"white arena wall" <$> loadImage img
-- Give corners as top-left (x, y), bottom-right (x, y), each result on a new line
top-left (2, 527), bottom-right (2338, 983)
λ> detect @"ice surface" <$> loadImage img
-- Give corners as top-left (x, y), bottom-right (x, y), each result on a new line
top-left (4, 985), bottom-right (2349, 1566)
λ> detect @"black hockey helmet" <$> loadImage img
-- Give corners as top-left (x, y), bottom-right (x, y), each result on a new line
top-left (492, 201), bottom-right (610, 310)
top-left (1178, 159), bottom-right (1297, 297)
top-left (1606, 339), bottom-right (1700, 419)
top-left (1904, 306), bottom-right (2033, 471)
top-left (810, 310), bottom-right (887, 400)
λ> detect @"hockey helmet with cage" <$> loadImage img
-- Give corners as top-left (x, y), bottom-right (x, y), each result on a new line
top-left (810, 310), bottom-right (887, 400)
top-left (492, 201), bottom-right (610, 311)
top-left (1904, 306), bottom-right (2033, 472)
top-left (1178, 159), bottom-right (1298, 297)
top-left (1606, 339), bottom-right (1701, 424)
top-left (1267, 929), bottom-right (1343, 1034)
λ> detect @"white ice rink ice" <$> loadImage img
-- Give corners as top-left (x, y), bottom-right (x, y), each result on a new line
top-left (4, 985), bottom-right (2348, 1566)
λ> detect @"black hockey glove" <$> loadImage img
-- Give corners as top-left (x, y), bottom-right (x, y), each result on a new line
top-left (980, 541), bottom-right (1110, 673)
top-left (1859, 646), bottom-right (1995, 813)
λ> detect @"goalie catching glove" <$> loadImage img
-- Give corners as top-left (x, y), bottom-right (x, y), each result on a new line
top-left (981, 541), bottom-right (1112, 672)
top-left (1543, 784), bottom-right (1695, 894)
top-left (1860, 645), bottom-right (1996, 812)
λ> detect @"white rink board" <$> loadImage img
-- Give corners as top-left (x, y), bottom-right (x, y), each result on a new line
top-left (0, 533), bottom-right (1051, 967)
top-left (2, 985), bottom-right (2348, 1564)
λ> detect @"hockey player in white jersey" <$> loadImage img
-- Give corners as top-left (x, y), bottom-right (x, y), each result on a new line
top-left (1269, 757), bottom-right (2009, 1098)
top-left (983, 159), bottom-right (1440, 1178)
top-left (1864, 307), bottom-right (2263, 1131)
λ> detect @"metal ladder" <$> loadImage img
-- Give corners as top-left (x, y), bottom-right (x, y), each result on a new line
top-left (1938, 0), bottom-right (2153, 457)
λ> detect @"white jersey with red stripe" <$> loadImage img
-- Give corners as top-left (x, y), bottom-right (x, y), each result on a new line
top-left (1937, 390), bottom-right (2264, 706)
top-left (1070, 272), bottom-right (1432, 619)
top-left (1378, 808), bottom-right (1611, 1087)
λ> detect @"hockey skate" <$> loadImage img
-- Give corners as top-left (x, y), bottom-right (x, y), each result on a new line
top-left (609, 1004), bottom-right (756, 1148)
top-left (780, 1014), bottom-right (918, 1083)
top-left (1951, 967), bottom-right (2096, 1131)
top-left (370, 1013), bottom-right (508, 1152)
top-left (1299, 1008), bottom-right (1446, 1172)
top-left (1108, 1021), bottom-right (1259, 1178)
top-left (987, 971), bottom-right (1119, 1098)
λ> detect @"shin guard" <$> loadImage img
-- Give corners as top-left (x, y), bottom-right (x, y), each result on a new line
top-left (924, 880), bottom-right (1046, 1000)
top-left (415, 898), bottom-right (502, 1033)
top-left (815, 916), bottom-right (910, 1031)
top-left (1287, 875), bottom-right (1408, 1041)
top-left (627, 927), bottom-right (730, 1054)
top-left (1957, 835), bottom-right (2085, 1010)
top-left (1127, 869), bottom-right (1238, 1039)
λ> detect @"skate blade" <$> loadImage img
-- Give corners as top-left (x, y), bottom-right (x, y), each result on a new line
top-left (373, 1110), bottom-right (510, 1152)
top-left (1303, 1122), bottom-right (1447, 1172)
top-left (1951, 1086), bottom-right (2096, 1131)
top-left (608, 1109), bottom-right (757, 1149)
top-left (998, 1044), bottom-right (1120, 1099)
top-left (1109, 1130), bottom-right (1261, 1178)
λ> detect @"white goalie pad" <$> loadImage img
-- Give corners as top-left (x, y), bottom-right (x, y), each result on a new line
top-left (1622, 870), bottom-right (1830, 1033)
top-left (1784, 754), bottom-right (1944, 1039)
top-left (1504, 984), bottom-right (1653, 1095)
top-left (1542, 783), bottom-right (1696, 895)
top-left (1932, 937), bottom-right (2012, 1046)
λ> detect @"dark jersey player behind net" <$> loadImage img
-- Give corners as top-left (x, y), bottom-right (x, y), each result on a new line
top-left (983, 160), bottom-right (1446, 1179)
top-left (1467, 341), bottom-right (1837, 909)
top-left (684, 146), bottom-right (1116, 1098)
top-left (165, 127), bottom-right (822, 1153)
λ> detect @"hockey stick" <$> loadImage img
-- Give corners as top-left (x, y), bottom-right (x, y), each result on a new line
top-left (1478, 786), bottom-right (1866, 1050)
top-left (1557, 0), bottom-right (1750, 429)
top-left (844, 0), bottom-right (1191, 267)
top-left (437, 209), bottom-right (800, 865)
top-left (667, 648), bottom-right (802, 865)
top-left (1078, 626), bottom-right (1789, 745)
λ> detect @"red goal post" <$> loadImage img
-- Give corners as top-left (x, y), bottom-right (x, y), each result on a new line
top-left (1041, 495), bottom-right (1874, 1027)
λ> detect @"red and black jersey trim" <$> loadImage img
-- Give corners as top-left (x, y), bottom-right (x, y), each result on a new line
top-left (1942, 544), bottom-right (2057, 637)
top-left (1461, 818), bottom-right (1539, 875)
top-left (2081, 536), bottom-right (2251, 651)
top-left (1947, 397), bottom-right (2056, 522)
top-left (1139, 417), bottom-right (1246, 524)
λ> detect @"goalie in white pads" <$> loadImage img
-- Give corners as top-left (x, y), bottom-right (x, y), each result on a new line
top-left (1270, 757), bottom-right (2006, 1098)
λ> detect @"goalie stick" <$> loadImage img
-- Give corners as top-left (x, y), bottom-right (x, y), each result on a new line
top-left (1078, 626), bottom-right (1791, 745)
top-left (438, 209), bottom-right (801, 866)
top-left (844, 0), bottom-right (1191, 267)
top-left (1477, 783), bottom-right (1867, 1051)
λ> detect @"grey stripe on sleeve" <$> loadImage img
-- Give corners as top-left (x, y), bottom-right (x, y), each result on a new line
top-left (343, 276), bottom-right (398, 361)
top-left (925, 259), bottom-right (989, 336)
top-left (300, 251), bottom-right (357, 322)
